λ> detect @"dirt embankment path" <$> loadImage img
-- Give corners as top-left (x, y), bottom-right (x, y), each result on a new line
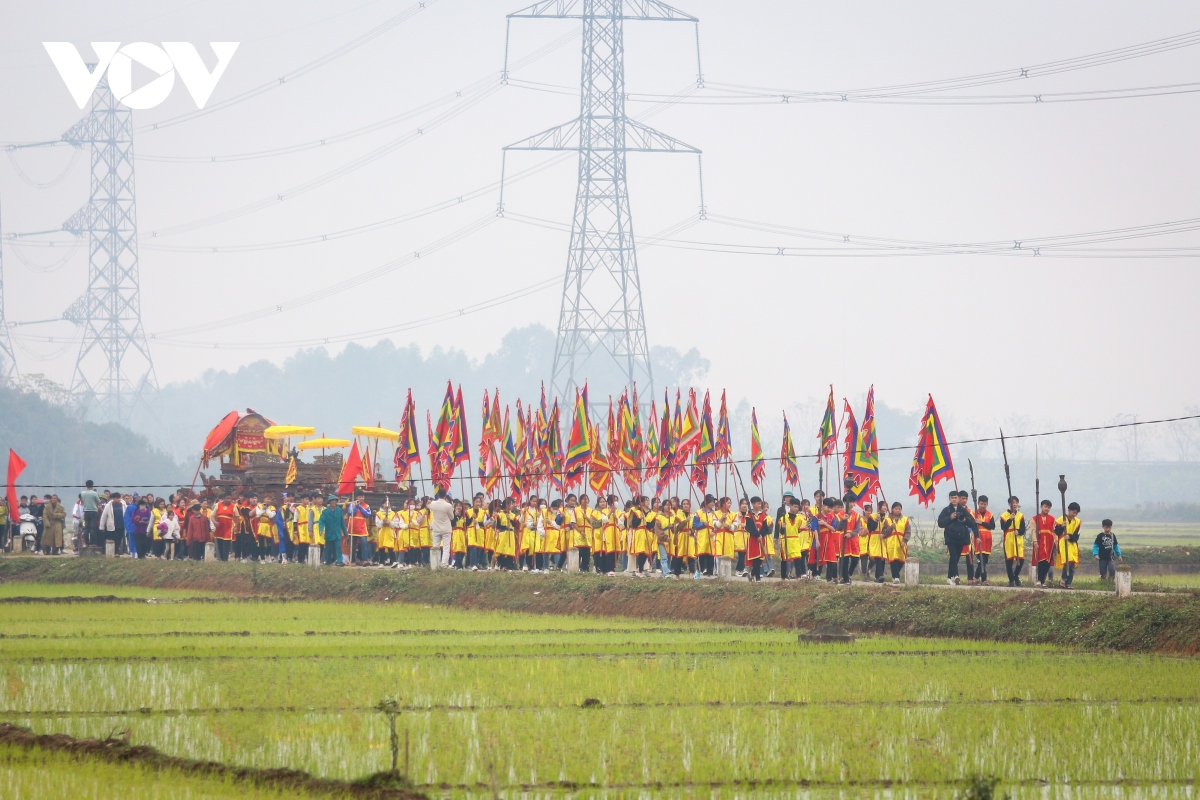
top-left (1, 558), bottom-right (1197, 655)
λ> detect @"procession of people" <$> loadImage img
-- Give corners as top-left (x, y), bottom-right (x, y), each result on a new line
top-left (5, 479), bottom-right (1116, 591)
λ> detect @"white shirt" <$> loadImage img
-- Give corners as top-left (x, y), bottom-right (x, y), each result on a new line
top-left (429, 498), bottom-right (454, 535)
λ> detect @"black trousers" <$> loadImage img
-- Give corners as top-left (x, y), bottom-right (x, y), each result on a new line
top-left (217, 539), bottom-right (231, 561)
top-left (735, 551), bottom-right (746, 572)
top-left (1005, 557), bottom-right (1024, 583)
top-left (889, 560), bottom-right (903, 579)
top-left (872, 557), bottom-right (886, 581)
top-left (1037, 560), bottom-right (1052, 584)
top-left (974, 553), bottom-right (990, 581)
top-left (824, 562), bottom-right (838, 581)
top-left (1061, 561), bottom-right (1075, 585)
top-left (190, 541), bottom-right (205, 561)
top-left (578, 546), bottom-right (591, 572)
top-left (1098, 558), bottom-right (1114, 579)
top-left (839, 555), bottom-right (858, 582)
top-left (699, 553), bottom-right (715, 576)
top-left (948, 545), bottom-right (967, 579)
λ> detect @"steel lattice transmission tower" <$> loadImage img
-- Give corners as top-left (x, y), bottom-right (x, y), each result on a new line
top-left (503, 0), bottom-right (701, 401)
top-left (61, 68), bottom-right (156, 423)
top-left (0, 194), bottom-right (18, 384)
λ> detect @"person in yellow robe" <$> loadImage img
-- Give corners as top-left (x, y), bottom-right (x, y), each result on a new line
top-left (734, 497), bottom-right (750, 577)
top-left (1000, 497), bottom-right (1027, 588)
top-left (567, 494), bottom-right (591, 572)
top-left (375, 500), bottom-right (398, 567)
top-left (671, 498), bottom-right (696, 577)
top-left (595, 495), bottom-right (616, 575)
top-left (884, 502), bottom-right (910, 583)
top-left (415, 497), bottom-right (432, 567)
top-left (694, 495), bottom-right (717, 577)
top-left (292, 495), bottom-right (311, 564)
top-left (494, 498), bottom-right (517, 570)
top-left (863, 501), bottom-right (887, 582)
top-left (310, 495), bottom-right (326, 555)
top-left (779, 497), bottom-right (811, 579)
top-left (1054, 502), bottom-right (1082, 588)
top-left (587, 495), bottom-right (605, 574)
top-left (543, 500), bottom-right (564, 571)
top-left (450, 500), bottom-right (468, 569)
top-left (519, 497), bottom-right (540, 572)
top-left (255, 497), bottom-right (279, 563)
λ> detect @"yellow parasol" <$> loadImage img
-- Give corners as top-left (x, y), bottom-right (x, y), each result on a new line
top-left (352, 425), bottom-right (400, 491)
top-left (296, 437), bottom-right (351, 488)
top-left (350, 426), bottom-right (400, 441)
top-left (296, 438), bottom-right (351, 450)
top-left (264, 425), bottom-right (316, 440)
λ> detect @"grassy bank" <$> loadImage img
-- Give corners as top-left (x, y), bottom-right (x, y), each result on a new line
top-left (0, 723), bottom-right (424, 799)
top-left (2, 558), bottom-right (1197, 655)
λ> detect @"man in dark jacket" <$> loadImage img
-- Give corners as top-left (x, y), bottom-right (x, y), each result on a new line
top-left (938, 490), bottom-right (977, 585)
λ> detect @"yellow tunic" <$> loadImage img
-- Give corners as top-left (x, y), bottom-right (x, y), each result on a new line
top-left (541, 508), bottom-right (562, 553)
top-left (602, 510), bottom-right (621, 554)
top-left (519, 508), bottom-right (539, 554)
top-left (884, 516), bottom-right (909, 562)
top-left (311, 508), bottom-right (325, 547)
top-left (466, 508), bottom-right (487, 549)
top-left (568, 506), bottom-right (589, 549)
top-left (375, 509), bottom-right (398, 551)
top-left (256, 505), bottom-right (278, 543)
top-left (494, 511), bottom-right (516, 558)
top-left (1001, 511), bottom-right (1025, 560)
top-left (1055, 516), bottom-right (1081, 566)
top-left (781, 512), bottom-right (811, 559)
top-left (629, 509), bottom-right (651, 555)
top-left (865, 513), bottom-right (885, 559)
top-left (451, 516), bottom-right (467, 555)
top-left (694, 510), bottom-right (715, 556)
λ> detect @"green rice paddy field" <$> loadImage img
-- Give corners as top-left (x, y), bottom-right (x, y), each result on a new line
top-left (1, 584), bottom-right (1197, 799)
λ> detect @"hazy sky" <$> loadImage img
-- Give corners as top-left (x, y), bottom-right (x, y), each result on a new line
top-left (2, 0), bottom-right (1199, 433)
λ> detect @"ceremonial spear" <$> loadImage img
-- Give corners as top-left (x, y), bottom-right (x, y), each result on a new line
top-left (1058, 473), bottom-right (1069, 585)
top-left (1034, 444), bottom-right (1041, 583)
top-left (968, 458), bottom-right (979, 584)
top-left (1000, 429), bottom-right (1016, 573)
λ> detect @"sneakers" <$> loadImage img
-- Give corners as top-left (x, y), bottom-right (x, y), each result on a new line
top-left (765, 568), bottom-right (775, 578)
top-left (892, 578), bottom-right (900, 585)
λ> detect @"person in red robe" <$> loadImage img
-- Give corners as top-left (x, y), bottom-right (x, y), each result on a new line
top-left (744, 496), bottom-right (771, 582)
top-left (1033, 499), bottom-right (1057, 587)
top-left (213, 496), bottom-right (237, 562)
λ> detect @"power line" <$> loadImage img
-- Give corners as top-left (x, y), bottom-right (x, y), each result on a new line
top-left (136, 29), bottom-right (579, 163)
top-left (144, 84), bottom-right (502, 238)
top-left (133, 0), bottom-right (443, 134)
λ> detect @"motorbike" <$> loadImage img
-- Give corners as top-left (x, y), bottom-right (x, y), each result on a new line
top-left (19, 514), bottom-right (38, 553)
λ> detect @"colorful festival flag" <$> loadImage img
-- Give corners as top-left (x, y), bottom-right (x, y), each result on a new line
top-left (841, 401), bottom-right (875, 502)
top-left (750, 408), bottom-right (766, 486)
top-left (695, 391), bottom-right (715, 464)
top-left (715, 390), bottom-right (731, 462)
top-left (780, 412), bottom-right (799, 486)
top-left (817, 385), bottom-right (837, 461)
top-left (564, 385), bottom-right (592, 487)
top-left (589, 423), bottom-right (612, 494)
top-left (395, 390), bottom-right (420, 482)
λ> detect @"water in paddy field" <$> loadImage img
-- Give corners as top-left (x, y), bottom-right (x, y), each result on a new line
top-left (1, 587), bottom-right (1197, 797)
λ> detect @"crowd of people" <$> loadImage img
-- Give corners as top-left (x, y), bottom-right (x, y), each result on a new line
top-left (0, 480), bottom-right (1123, 588)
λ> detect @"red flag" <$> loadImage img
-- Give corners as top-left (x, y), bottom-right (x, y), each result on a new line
top-left (339, 441), bottom-right (363, 495)
top-left (6, 449), bottom-right (27, 518)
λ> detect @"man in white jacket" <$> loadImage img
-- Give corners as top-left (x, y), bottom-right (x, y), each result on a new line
top-left (428, 488), bottom-right (455, 567)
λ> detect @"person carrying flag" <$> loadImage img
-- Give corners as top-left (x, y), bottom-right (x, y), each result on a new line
top-left (744, 496), bottom-right (771, 582)
top-left (884, 501), bottom-right (911, 583)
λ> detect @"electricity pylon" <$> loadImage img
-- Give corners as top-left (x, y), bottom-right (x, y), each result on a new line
top-left (503, 0), bottom-right (700, 402)
top-left (0, 194), bottom-right (17, 383)
top-left (61, 67), bottom-right (156, 423)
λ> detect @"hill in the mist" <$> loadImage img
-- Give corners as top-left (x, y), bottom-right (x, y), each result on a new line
top-left (0, 378), bottom-right (186, 495)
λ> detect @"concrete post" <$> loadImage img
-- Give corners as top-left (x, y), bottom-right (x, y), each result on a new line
top-left (1115, 565), bottom-right (1132, 598)
top-left (105, 540), bottom-right (115, 558)
top-left (717, 556), bottom-right (733, 579)
top-left (624, 552), bottom-right (636, 573)
top-left (904, 558), bottom-right (920, 586)
top-left (567, 548), bottom-right (580, 573)
top-left (430, 548), bottom-right (442, 570)
top-left (11, 536), bottom-right (22, 554)
top-left (204, 542), bottom-right (216, 562)
top-left (308, 547), bottom-right (321, 567)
